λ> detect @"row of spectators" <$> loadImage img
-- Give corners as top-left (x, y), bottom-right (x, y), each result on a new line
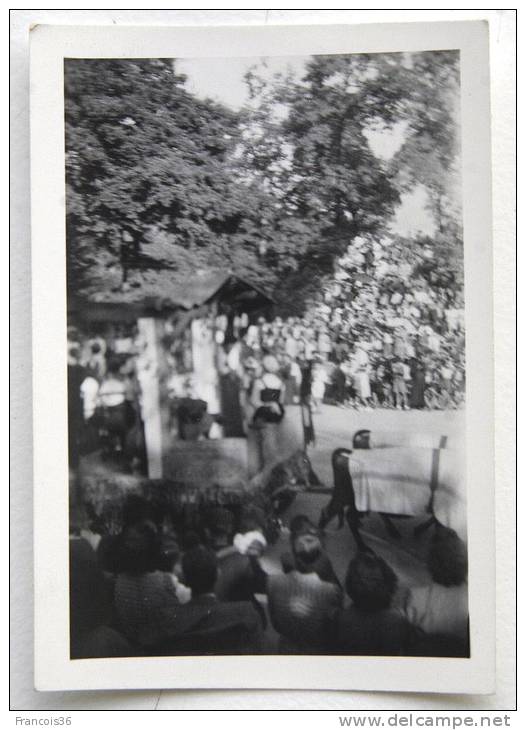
top-left (71, 494), bottom-right (469, 658)
top-left (232, 235), bottom-right (465, 410)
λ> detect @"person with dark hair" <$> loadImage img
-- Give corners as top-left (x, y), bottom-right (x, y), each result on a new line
top-left (267, 527), bottom-right (343, 653)
top-left (67, 345), bottom-right (86, 469)
top-left (392, 356), bottom-right (409, 410)
top-left (70, 536), bottom-right (131, 658)
top-left (329, 551), bottom-right (413, 656)
top-left (215, 527), bottom-right (268, 625)
top-left (154, 546), bottom-right (263, 655)
top-left (201, 506), bottom-right (235, 551)
top-left (281, 516), bottom-right (341, 587)
top-left (113, 521), bottom-right (189, 648)
top-left (345, 551), bottom-right (398, 611)
top-left (96, 494), bottom-right (156, 574)
top-left (404, 526), bottom-right (469, 655)
top-left (87, 340), bottom-right (106, 380)
top-left (409, 357), bottom-right (426, 409)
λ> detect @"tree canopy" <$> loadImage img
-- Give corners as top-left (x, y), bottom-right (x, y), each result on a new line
top-left (65, 52), bottom-right (462, 311)
top-left (65, 59), bottom-right (273, 295)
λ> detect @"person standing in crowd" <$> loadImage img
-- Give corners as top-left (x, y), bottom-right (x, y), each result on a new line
top-left (97, 359), bottom-right (130, 457)
top-left (250, 354), bottom-right (286, 470)
top-left (333, 336), bottom-right (347, 364)
top-left (410, 357), bottom-right (426, 409)
top-left (86, 341), bottom-right (107, 380)
top-left (67, 344), bottom-right (86, 469)
top-left (280, 354), bottom-right (299, 405)
top-left (351, 345), bottom-right (372, 409)
top-left (330, 360), bottom-right (347, 405)
top-left (317, 327), bottom-right (333, 361)
top-left (439, 357), bottom-right (454, 409)
top-left (79, 368), bottom-right (100, 454)
top-left (382, 330), bottom-right (394, 359)
top-left (393, 327), bottom-right (408, 360)
top-left (392, 356), bottom-right (408, 410)
top-left (311, 358), bottom-right (328, 412)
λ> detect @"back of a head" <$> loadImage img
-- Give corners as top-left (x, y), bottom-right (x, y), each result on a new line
top-left (205, 507), bottom-right (235, 550)
top-left (292, 531), bottom-right (322, 573)
top-left (289, 514), bottom-right (314, 540)
top-left (121, 495), bottom-right (154, 528)
top-left (345, 551), bottom-right (398, 612)
top-left (238, 504), bottom-right (266, 535)
top-left (68, 345), bottom-right (81, 364)
top-left (118, 521), bottom-right (161, 575)
top-left (182, 546), bottom-right (218, 596)
top-left (428, 528), bottom-right (468, 587)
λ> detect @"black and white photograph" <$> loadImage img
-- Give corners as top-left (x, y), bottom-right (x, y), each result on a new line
top-left (65, 50), bottom-right (469, 661)
top-left (27, 19), bottom-right (498, 695)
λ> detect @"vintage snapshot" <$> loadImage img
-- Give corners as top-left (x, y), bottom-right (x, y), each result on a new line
top-left (31, 22), bottom-right (494, 693)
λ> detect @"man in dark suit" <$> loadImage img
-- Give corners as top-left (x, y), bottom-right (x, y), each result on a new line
top-left (155, 546), bottom-right (264, 655)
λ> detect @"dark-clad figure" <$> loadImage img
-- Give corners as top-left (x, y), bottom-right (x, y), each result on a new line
top-left (267, 527), bottom-right (343, 653)
top-left (280, 515), bottom-right (341, 588)
top-left (329, 551), bottom-right (414, 656)
top-left (70, 536), bottom-right (131, 659)
top-left (410, 357), bottom-right (426, 409)
top-left (113, 520), bottom-right (187, 648)
top-left (156, 546), bottom-right (264, 655)
top-left (67, 345), bottom-right (86, 468)
top-left (215, 529), bottom-right (268, 625)
top-left (404, 526), bottom-right (469, 656)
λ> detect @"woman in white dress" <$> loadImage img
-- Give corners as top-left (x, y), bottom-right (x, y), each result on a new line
top-left (352, 347), bottom-right (371, 407)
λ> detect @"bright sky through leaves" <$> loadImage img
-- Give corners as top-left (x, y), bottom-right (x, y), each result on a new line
top-left (175, 56), bottom-right (435, 236)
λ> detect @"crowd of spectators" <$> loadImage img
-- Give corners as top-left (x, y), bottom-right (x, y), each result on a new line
top-left (236, 234), bottom-right (465, 412)
top-left (67, 233), bottom-right (465, 470)
top-left (70, 494), bottom-right (469, 659)
top-left (67, 324), bottom-right (146, 468)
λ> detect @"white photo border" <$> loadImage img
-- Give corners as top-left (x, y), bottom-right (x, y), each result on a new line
top-left (30, 20), bottom-right (494, 693)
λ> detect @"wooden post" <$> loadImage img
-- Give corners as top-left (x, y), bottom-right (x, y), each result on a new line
top-left (136, 317), bottom-right (166, 479)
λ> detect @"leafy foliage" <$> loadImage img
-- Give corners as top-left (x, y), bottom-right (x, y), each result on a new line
top-left (65, 52), bottom-right (462, 310)
top-left (65, 59), bottom-right (268, 294)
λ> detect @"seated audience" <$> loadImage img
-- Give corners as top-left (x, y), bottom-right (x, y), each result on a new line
top-left (96, 494), bottom-right (157, 573)
top-left (329, 551), bottom-right (414, 656)
top-left (267, 526), bottom-right (343, 653)
top-left (113, 520), bottom-right (189, 647)
top-left (404, 526), bottom-right (469, 656)
top-left (155, 545), bottom-right (264, 655)
top-left (70, 535), bottom-right (131, 658)
top-left (281, 515), bottom-right (341, 587)
top-left (215, 528), bottom-right (269, 625)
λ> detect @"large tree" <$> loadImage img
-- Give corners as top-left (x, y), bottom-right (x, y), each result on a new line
top-left (389, 51), bottom-right (462, 268)
top-left (65, 59), bottom-right (281, 296)
top-left (65, 53), bottom-right (463, 310)
top-left (236, 54), bottom-right (413, 307)
top-left (237, 51), bottom-right (463, 308)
